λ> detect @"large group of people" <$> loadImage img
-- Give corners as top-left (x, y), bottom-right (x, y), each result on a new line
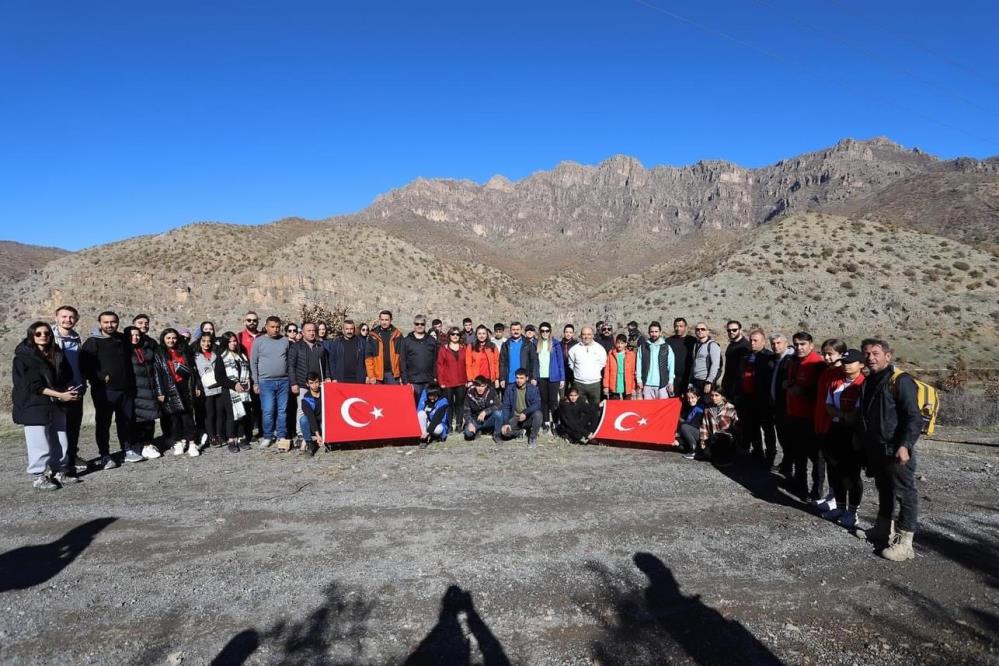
top-left (11, 306), bottom-right (925, 561)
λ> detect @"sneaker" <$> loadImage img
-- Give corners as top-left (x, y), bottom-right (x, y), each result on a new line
top-left (200, 433), bottom-right (209, 446)
top-left (227, 441), bottom-right (240, 453)
top-left (682, 452), bottom-right (696, 460)
top-left (240, 438), bottom-right (253, 450)
top-left (528, 438), bottom-right (538, 449)
top-left (173, 441), bottom-right (186, 456)
top-left (821, 507), bottom-right (845, 522)
top-left (101, 454), bottom-right (119, 470)
top-left (123, 449), bottom-right (144, 464)
top-left (837, 510), bottom-right (858, 529)
top-left (188, 442), bottom-right (201, 457)
top-left (815, 497), bottom-right (837, 513)
top-left (33, 475), bottom-right (59, 491)
top-left (54, 471), bottom-right (81, 485)
top-left (141, 445), bottom-right (161, 460)
top-left (307, 441), bottom-right (319, 457)
top-left (257, 438), bottom-right (273, 449)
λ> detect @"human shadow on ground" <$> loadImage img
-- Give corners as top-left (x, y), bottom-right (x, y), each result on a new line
top-left (582, 552), bottom-right (783, 665)
top-left (916, 517), bottom-right (998, 589)
top-left (712, 455), bottom-right (813, 515)
top-left (0, 517), bottom-right (117, 592)
top-left (403, 584), bottom-right (510, 666)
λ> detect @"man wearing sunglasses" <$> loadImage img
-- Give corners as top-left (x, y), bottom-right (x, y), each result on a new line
top-left (595, 322), bottom-right (616, 353)
top-left (399, 314), bottom-right (438, 402)
top-left (239, 311), bottom-right (263, 438)
top-left (721, 320), bottom-right (751, 401)
top-left (691, 323), bottom-right (722, 395)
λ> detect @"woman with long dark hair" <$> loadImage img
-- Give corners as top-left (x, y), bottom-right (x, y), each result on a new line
top-left (155, 328), bottom-right (199, 457)
top-left (12, 321), bottom-right (79, 489)
top-left (123, 325), bottom-right (162, 460)
top-left (218, 331), bottom-right (253, 452)
top-left (193, 331), bottom-right (225, 449)
top-left (436, 326), bottom-right (468, 432)
top-left (465, 325), bottom-right (500, 388)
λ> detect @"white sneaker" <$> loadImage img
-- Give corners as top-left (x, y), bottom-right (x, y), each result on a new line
top-left (257, 438), bottom-right (273, 449)
top-left (188, 442), bottom-right (201, 457)
top-left (173, 441), bottom-right (185, 456)
top-left (200, 433), bottom-right (209, 446)
top-left (141, 445), bottom-right (161, 460)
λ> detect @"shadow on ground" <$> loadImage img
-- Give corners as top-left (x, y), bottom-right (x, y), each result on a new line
top-left (580, 552), bottom-right (783, 666)
top-left (0, 517), bottom-right (117, 592)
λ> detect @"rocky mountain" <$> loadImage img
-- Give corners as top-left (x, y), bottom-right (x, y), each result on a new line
top-left (0, 241), bottom-right (69, 323)
top-left (1, 137), bottom-right (997, 408)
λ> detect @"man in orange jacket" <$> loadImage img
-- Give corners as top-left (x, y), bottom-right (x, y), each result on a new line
top-left (365, 310), bottom-right (402, 384)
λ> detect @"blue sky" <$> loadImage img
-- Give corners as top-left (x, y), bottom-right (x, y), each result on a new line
top-left (1, 0), bottom-right (997, 250)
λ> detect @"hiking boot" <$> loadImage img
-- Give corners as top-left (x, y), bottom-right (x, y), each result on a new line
top-left (33, 474), bottom-right (59, 491)
top-left (173, 441), bottom-right (185, 456)
top-left (123, 449), bottom-right (144, 464)
top-left (838, 509), bottom-right (858, 529)
top-left (275, 438), bottom-right (292, 451)
top-left (101, 454), bottom-right (119, 470)
top-left (866, 516), bottom-right (894, 546)
top-left (880, 530), bottom-right (915, 561)
top-left (821, 507), bottom-right (845, 522)
top-left (141, 445), bottom-right (161, 460)
top-left (54, 471), bottom-right (81, 485)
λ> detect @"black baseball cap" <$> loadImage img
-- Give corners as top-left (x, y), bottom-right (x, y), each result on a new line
top-left (841, 349), bottom-right (863, 364)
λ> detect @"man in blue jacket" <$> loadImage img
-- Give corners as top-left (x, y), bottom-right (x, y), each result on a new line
top-left (500, 368), bottom-right (543, 448)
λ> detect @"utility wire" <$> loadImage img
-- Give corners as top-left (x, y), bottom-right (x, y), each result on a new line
top-left (753, 0), bottom-right (999, 121)
top-left (631, 0), bottom-right (999, 149)
top-left (827, 0), bottom-right (999, 92)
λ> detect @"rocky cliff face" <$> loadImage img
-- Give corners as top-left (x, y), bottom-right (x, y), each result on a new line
top-left (364, 137), bottom-right (991, 244)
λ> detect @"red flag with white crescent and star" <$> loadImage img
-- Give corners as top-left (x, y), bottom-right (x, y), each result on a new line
top-left (592, 398), bottom-right (682, 446)
top-left (322, 383), bottom-right (421, 443)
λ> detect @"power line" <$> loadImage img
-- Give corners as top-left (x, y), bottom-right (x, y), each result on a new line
top-left (630, 0), bottom-right (999, 149)
top-left (827, 0), bottom-right (999, 92)
top-left (752, 0), bottom-right (999, 121)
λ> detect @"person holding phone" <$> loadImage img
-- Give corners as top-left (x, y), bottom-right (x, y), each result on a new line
top-left (12, 322), bottom-right (80, 490)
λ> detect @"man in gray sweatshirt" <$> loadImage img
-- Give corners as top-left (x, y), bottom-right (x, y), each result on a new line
top-left (251, 316), bottom-right (291, 447)
top-left (691, 322), bottom-right (722, 395)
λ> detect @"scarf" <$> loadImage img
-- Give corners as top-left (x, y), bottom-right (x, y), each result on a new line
top-left (222, 351), bottom-right (251, 419)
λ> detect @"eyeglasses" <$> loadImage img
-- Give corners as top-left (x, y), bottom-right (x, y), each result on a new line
top-left (449, 332), bottom-right (461, 337)
top-left (694, 327), bottom-right (708, 332)
top-left (727, 328), bottom-right (740, 334)
top-left (414, 323), bottom-right (425, 327)
top-left (245, 318), bottom-right (258, 323)
top-left (539, 328), bottom-right (551, 333)
top-left (287, 328), bottom-right (299, 333)
top-left (34, 331), bottom-right (51, 338)
top-left (601, 328), bottom-right (612, 332)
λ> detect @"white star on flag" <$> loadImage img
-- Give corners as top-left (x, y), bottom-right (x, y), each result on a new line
top-left (637, 418), bottom-right (648, 426)
top-left (371, 406), bottom-right (384, 420)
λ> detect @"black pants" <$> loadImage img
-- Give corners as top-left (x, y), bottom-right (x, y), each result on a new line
top-left (224, 400), bottom-right (252, 440)
top-left (250, 391), bottom-right (262, 437)
top-left (677, 422), bottom-right (699, 452)
top-left (284, 386), bottom-right (298, 439)
top-left (203, 393), bottom-right (225, 439)
top-left (442, 386), bottom-right (465, 430)
top-left (92, 386), bottom-right (133, 456)
top-left (871, 452), bottom-right (919, 532)
top-left (131, 420), bottom-right (155, 447)
top-left (608, 393), bottom-right (632, 400)
top-left (62, 398), bottom-right (83, 469)
top-left (786, 416), bottom-right (824, 498)
top-left (773, 409), bottom-right (791, 469)
top-left (825, 423), bottom-right (863, 508)
top-left (738, 397), bottom-right (776, 462)
top-left (538, 378), bottom-right (561, 425)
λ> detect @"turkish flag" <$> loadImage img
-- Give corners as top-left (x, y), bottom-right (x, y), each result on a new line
top-left (322, 383), bottom-right (421, 444)
top-left (592, 398), bottom-right (682, 447)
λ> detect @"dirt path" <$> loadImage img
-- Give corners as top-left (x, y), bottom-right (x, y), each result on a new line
top-left (0, 428), bottom-right (996, 665)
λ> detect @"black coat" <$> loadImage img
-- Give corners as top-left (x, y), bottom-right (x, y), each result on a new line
top-left (666, 335), bottom-right (696, 388)
top-left (130, 346), bottom-right (162, 423)
top-left (737, 348), bottom-right (777, 402)
top-left (12, 341), bottom-right (74, 426)
top-left (498, 338), bottom-right (539, 382)
top-left (559, 399), bottom-right (600, 441)
top-left (288, 339), bottom-right (329, 385)
top-left (859, 366), bottom-right (923, 460)
top-left (721, 337), bottom-right (752, 396)
top-left (81, 332), bottom-right (134, 392)
top-left (399, 333), bottom-right (438, 384)
top-left (154, 347), bottom-right (195, 415)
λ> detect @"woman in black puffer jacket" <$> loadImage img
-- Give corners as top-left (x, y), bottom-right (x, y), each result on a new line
top-left (12, 321), bottom-right (81, 489)
top-left (124, 326), bottom-right (162, 460)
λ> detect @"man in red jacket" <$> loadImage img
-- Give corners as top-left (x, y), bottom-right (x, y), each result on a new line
top-left (783, 331), bottom-right (825, 501)
top-left (238, 311), bottom-right (263, 439)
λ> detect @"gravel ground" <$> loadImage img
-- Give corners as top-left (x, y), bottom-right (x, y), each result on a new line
top-left (0, 427), bottom-right (996, 665)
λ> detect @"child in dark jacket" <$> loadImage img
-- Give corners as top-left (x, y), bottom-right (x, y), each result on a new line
top-left (557, 386), bottom-right (600, 444)
top-left (677, 388), bottom-right (705, 455)
top-left (299, 372), bottom-right (325, 456)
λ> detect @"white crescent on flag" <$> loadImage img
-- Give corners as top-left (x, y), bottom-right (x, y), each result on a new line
top-left (341, 397), bottom-right (371, 428)
top-left (613, 411), bottom-right (641, 431)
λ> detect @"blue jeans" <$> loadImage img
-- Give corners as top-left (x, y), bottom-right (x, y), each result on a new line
top-left (259, 378), bottom-right (289, 439)
top-left (299, 414), bottom-right (317, 442)
top-left (464, 410), bottom-right (504, 441)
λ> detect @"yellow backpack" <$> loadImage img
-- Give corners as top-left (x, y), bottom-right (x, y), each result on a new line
top-left (891, 370), bottom-right (940, 436)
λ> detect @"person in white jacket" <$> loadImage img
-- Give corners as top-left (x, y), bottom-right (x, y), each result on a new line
top-left (567, 327), bottom-right (606, 404)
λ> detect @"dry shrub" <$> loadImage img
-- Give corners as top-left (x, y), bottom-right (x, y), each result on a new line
top-left (937, 391), bottom-right (999, 429)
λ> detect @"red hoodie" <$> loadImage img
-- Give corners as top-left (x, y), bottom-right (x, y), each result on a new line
top-left (436, 344), bottom-right (467, 389)
top-left (785, 351), bottom-right (824, 420)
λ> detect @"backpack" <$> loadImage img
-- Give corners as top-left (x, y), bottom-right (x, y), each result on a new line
top-left (891, 370), bottom-right (940, 436)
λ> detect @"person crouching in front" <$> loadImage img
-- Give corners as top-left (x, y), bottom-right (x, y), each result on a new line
top-left (696, 388), bottom-right (739, 465)
top-left (418, 384), bottom-right (450, 448)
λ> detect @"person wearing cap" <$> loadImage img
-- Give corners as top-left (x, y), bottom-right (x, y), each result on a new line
top-left (399, 314), bottom-right (438, 403)
top-left (821, 348), bottom-right (866, 530)
top-left (523, 324), bottom-right (538, 346)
